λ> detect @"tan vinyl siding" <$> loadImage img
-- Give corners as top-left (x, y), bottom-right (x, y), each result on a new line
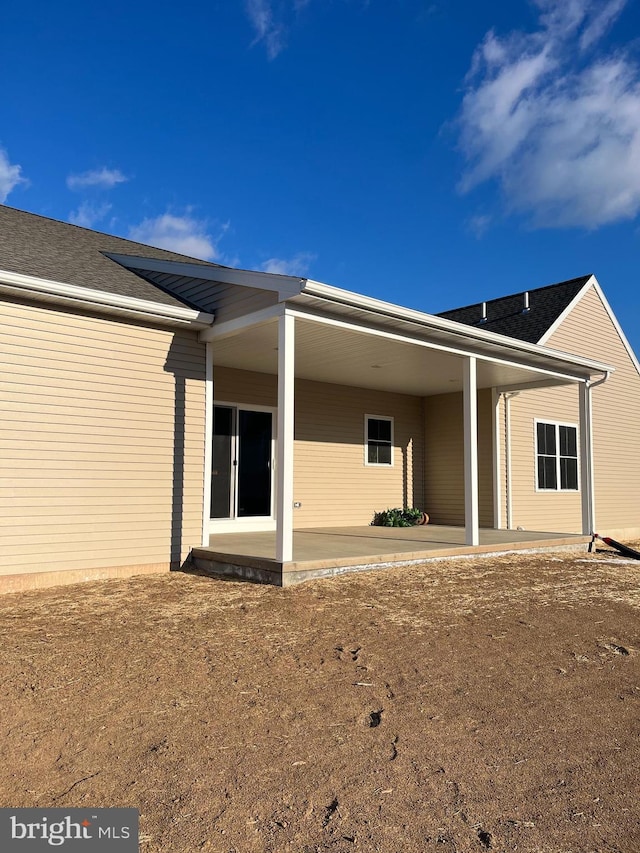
top-left (0, 298), bottom-right (206, 575)
top-left (505, 385), bottom-right (581, 532)
top-left (548, 286), bottom-right (640, 535)
top-left (505, 284), bottom-right (640, 535)
top-left (132, 270), bottom-right (279, 320)
top-left (212, 367), bottom-right (425, 527)
top-left (214, 366), bottom-right (277, 408)
top-left (477, 391), bottom-right (495, 528)
top-left (294, 380), bottom-right (424, 527)
top-left (423, 390), bottom-right (493, 526)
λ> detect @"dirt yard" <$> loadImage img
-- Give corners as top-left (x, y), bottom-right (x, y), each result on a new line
top-left (1, 547), bottom-right (639, 853)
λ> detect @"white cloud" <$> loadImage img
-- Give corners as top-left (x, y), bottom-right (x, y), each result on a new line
top-left (128, 213), bottom-right (220, 260)
top-left (260, 252), bottom-right (315, 276)
top-left (245, 0), bottom-right (285, 59)
top-left (578, 0), bottom-right (626, 49)
top-left (0, 148), bottom-right (25, 203)
top-left (244, 0), bottom-right (312, 59)
top-left (68, 201), bottom-right (112, 229)
top-left (467, 214), bottom-right (492, 239)
top-left (67, 167), bottom-right (128, 191)
top-left (457, 0), bottom-right (640, 229)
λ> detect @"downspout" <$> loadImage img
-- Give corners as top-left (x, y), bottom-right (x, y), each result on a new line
top-left (504, 391), bottom-right (520, 530)
top-left (588, 371), bottom-right (610, 392)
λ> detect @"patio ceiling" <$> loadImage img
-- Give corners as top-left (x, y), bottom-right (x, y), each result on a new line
top-left (210, 313), bottom-right (590, 397)
top-left (122, 258), bottom-right (611, 396)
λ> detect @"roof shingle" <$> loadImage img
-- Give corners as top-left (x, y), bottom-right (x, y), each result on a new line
top-left (0, 205), bottom-right (222, 310)
top-left (438, 276), bottom-right (592, 344)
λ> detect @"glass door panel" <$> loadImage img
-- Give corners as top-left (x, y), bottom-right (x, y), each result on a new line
top-left (211, 405), bottom-right (234, 518)
top-left (237, 410), bottom-right (272, 517)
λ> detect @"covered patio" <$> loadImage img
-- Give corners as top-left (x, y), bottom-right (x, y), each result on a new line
top-left (198, 279), bottom-right (612, 575)
top-left (191, 525), bottom-right (591, 586)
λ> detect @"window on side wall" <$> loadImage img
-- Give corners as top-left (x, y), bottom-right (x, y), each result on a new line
top-left (535, 421), bottom-right (578, 491)
top-left (365, 415), bottom-right (394, 466)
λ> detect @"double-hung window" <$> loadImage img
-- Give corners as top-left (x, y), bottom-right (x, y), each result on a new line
top-left (365, 415), bottom-right (393, 466)
top-left (536, 421), bottom-right (578, 491)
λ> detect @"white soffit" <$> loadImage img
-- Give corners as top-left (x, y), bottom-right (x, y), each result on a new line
top-left (105, 253), bottom-right (305, 300)
top-left (209, 316), bottom-right (601, 396)
top-left (288, 293), bottom-right (612, 380)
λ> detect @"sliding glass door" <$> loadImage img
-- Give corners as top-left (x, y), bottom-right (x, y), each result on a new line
top-left (211, 405), bottom-right (274, 521)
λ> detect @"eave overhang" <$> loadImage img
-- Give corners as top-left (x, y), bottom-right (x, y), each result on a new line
top-left (298, 281), bottom-right (612, 382)
top-left (105, 254), bottom-right (305, 301)
top-left (0, 268), bottom-right (215, 329)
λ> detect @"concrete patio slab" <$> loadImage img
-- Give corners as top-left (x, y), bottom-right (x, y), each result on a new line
top-left (190, 525), bottom-right (591, 586)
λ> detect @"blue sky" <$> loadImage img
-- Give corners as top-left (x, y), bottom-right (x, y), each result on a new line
top-left (2, 0), bottom-right (640, 351)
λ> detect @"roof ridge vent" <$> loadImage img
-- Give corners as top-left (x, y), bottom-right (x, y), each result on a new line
top-left (522, 291), bottom-right (530, 314)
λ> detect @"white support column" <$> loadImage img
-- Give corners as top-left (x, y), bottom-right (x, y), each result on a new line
top-left (463, 356), bottom-right (479, 546)
top-left (491, 388), bottom-right (502, 530)
top-left (201, 341), bottom-right (214, 546)
top-left (276, 311), bottom-right (295, 562)
top-left (504, 392), bottom-right (518, 530)
top-left (579, 381), bottom-right (595, 535)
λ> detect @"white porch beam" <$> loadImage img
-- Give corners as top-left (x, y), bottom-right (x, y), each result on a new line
top-left (276, 311), bottom-right (295, 563)
top-left (199, 303), bottom-right (284, 342)
top-left (579, 381), bottom-right (595, 535)
top-left (464, 356), bottom-right (480, 546)
top-left (494, 378), bottom-right (574, 394)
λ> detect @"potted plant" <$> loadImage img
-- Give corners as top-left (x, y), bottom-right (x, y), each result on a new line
top-left (371, 507), bottom-right (429, 527)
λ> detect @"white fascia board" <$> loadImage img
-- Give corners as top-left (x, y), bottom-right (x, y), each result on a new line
top-left (300, 280), bottom-right (612, 375)
top-left (106, 253), bottom-right (305, 300)
top-left (0, 268), bottom-right (215, 328)
top-left (590, 278), bottom-right (640, 378)
top-left (537, 276), bottom-right (595, 346)
top-left (537, 273), bottom-right (640, 378)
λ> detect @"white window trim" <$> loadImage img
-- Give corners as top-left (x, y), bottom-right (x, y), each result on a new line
top-left (534, 418), bottom-right (580, 493)
top-left (364, 414), bottom-right (394, 467)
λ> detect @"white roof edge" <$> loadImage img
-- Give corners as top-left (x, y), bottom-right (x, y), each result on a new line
top-left (0, 267), bottom-right (215, 328)
top-left (590, 278), bottom-right (640, 378)
top-left (537, 275), bottom-right (596, 346)
top-left (106, 253), bottom-right (305, 299)
top-left (300, 279), bottom-right (613, 375)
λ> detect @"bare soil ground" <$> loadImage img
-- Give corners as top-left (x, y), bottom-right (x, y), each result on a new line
top-left (1, 547), bottom-right (640, 853)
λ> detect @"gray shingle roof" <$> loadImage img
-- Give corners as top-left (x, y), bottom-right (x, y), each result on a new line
top-left (0, 205), bottom-right (222, 310)
top-left (1, 207), bottom-right (594, 342)
top-left (438, 276), bottom-right (592, 344)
